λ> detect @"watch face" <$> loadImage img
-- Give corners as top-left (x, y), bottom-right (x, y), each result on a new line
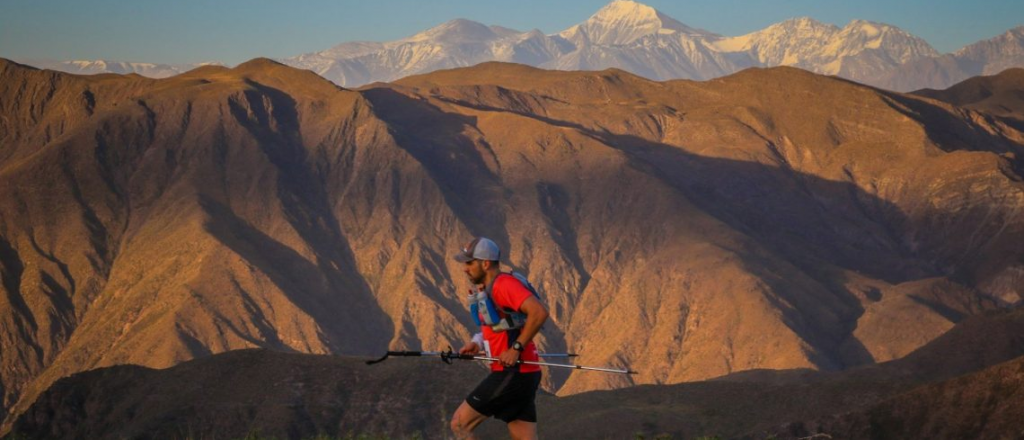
top-left (513, 341), bottom-right (523, 351)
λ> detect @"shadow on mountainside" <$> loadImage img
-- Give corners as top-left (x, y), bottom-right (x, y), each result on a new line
top-left (359, 88), bottom-right (508, 239)
top-left (581, 131), bottom-right (894, 369)
top-left (204, 81), bottom-right (394, 354)
top-left (199, 195), bottom-right (393, 354)
top-left (360, 87), bottom-right (578, 387)
top-left (880, 90), bottom-right (1024, 162)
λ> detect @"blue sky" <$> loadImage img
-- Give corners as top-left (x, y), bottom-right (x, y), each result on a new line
top-left (2, 0), bottom-right (1022, 65)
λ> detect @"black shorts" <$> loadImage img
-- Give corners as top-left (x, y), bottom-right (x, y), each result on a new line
top-left (465, 370), bottom-right (542, 423)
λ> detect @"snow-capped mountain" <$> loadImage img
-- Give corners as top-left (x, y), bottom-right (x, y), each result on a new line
top-left (711, 18), bottom-right (939, 80)
top-left (953, 26), bottom-right (1024, 77)
top-left (713, 18), bottom-right (839, 66)
top-left (20, 59), bottom-right (215, 78)
top-left (558, 0), bottom-right (716, 46)
top-left (285, 18), bottom-right (573, 86)
top-left (21, 0), bottom-right (1024, 92)
top-left (539, 1), bottom-right (741, 79)
top-left (867, 26), bottom-right (1024, 91)
top-left (280, 0), bottom-right (965, 90)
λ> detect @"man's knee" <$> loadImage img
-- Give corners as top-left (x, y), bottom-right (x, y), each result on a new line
top-left (507, 420), bottom-right (537, 440)
top-left (450, 416), bottom-right (465, 435)
top-left (451, 409), bottom-right (479, 437)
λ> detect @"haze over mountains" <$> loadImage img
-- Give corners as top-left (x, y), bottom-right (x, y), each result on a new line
top-left (2, 49), bottom-right (1024, 436)
top-left (21, 0), bottom-right (1024, 92)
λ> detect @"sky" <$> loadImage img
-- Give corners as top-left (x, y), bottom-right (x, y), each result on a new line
top-left (2, 0), bottom-right (1022, 66)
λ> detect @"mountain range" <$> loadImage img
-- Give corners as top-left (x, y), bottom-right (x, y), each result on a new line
top-left (11, 59), bottom-right (219, 79)
top-left (18, 0), bottom-right (1024, 92)
top-left (1, 53), bottom-right (1023, 434)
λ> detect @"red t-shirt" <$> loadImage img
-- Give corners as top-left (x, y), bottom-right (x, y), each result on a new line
top-left (479, 274), bottom-right (541, 373)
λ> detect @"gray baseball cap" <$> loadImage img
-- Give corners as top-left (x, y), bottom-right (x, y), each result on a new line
top-left (453, 237), bottom-right (501, 262)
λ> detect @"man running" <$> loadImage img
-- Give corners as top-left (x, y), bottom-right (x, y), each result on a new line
top-left (450, 237), bottom-right (549, 440)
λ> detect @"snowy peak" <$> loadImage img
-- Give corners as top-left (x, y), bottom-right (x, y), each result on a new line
top-left (69, 60), bottom-right (160, 73)
top-left (835, 20), bottom-right (938, 59)
top-left (712, 17), bottom-right (838, 57)
top-left (22, 59), bottom-right (207, 78)
top-left (768, 17), bottom-right (840, 37)
top-left (945, 26), bottom-right (1024, 77)
top-left (845, 20), bottom-right (888, 39)
top-left (711, 17), bottom-right (938, 71)
top-left (839, 19), bottom-right (928, 44)
top-left (780, 17), bottom-right (835, 29)
top-left (405, 19), bottom-right (516, 44)
top-left (954, 26), bottom-right (1024, 59)
top-left (561, 0), bottom-right (710, 45)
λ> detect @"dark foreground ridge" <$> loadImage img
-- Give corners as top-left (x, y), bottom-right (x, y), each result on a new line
top-left (5, 350), bottom-right (486, 440)
top-left (6, 307), bottom-right (1024, 440)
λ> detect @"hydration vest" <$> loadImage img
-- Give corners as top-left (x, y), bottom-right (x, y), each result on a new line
top-left (468, 272), bottom-right (542, 332)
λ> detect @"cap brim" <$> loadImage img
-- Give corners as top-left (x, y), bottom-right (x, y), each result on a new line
top-left (453, 253), bottom-right (473, 263)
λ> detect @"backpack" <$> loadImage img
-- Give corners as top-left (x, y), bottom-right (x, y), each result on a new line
top-left (468, 271), bottom-right (542, 332)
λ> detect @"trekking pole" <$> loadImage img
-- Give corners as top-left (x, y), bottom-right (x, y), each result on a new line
top-left (448, 353), bottom-right (638, 375)
top-left (367, 347), bottom-right (636, 375)
top-left (366, 349), bottom-right (578, 365)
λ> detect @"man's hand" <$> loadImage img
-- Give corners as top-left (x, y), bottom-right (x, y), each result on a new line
top-left (459, 342), bottom-right (481, 355)
top-left (499, 346), bottom-right (521, 367)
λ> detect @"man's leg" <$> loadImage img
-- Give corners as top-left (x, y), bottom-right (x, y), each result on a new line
top-left (451, 400), bottom-right (488, 439)
top-left (507, 420), bottom-right (538, 440)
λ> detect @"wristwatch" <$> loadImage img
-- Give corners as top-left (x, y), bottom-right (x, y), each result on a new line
top-left (511, 341), bottom-right (524, 352)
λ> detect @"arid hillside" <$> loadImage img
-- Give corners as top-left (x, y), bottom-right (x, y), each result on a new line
top-left (914, 67), bottom-right (1024, 119)
top-left (1, 58), bottom-right (1023, 430)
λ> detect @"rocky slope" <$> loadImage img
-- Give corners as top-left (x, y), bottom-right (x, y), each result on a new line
top-left (0, 57), bottom-right (458, 427)
top-left (2, 56), bottom-right (1024, 431)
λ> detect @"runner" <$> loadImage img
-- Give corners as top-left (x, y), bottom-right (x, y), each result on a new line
top-left (450, 237), bottom-right (549, 440)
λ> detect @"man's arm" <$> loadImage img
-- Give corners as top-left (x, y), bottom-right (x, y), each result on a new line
top-left (459, 333), bottom-right (484, 355)
top-left (499, 296), bottom-right (548, 367)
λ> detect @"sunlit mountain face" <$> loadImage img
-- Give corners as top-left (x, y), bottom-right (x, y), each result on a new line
top-left (2, 55), bottom-right (1023, 435)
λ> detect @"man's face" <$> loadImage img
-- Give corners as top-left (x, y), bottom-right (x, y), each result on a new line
top-left (464, 259), bottom-right (486, 285)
